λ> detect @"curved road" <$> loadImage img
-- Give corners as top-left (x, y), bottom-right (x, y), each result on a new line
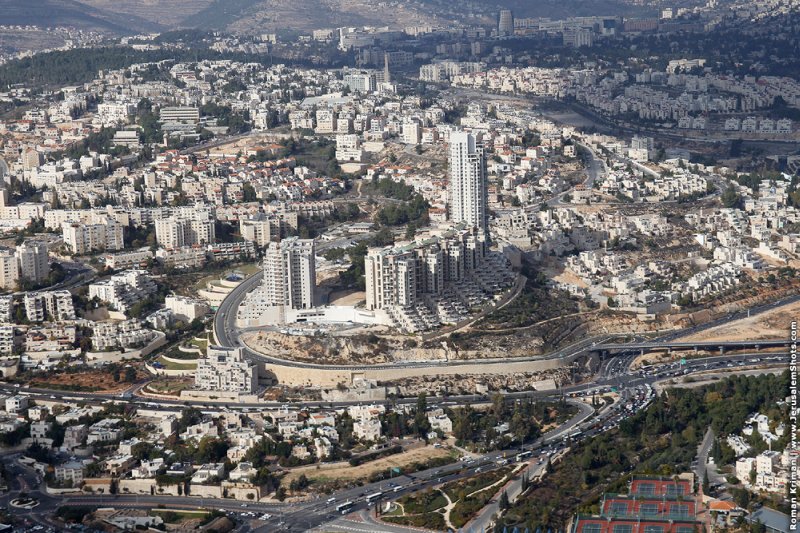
top-left (213, 267), bottom-right (799, 373)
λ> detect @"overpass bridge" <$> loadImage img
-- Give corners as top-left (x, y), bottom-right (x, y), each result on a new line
top-left (593, 338), bottom-right (790, 357)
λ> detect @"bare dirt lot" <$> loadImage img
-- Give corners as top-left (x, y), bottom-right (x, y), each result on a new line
top-left (29, 366), bottom-right (145, 393)
top-left (328, 289), bottom-right (365, 306)
top-left (676, 299), bottom-right (800, 342)
top-left (281, 445), bottom-right (453, 488)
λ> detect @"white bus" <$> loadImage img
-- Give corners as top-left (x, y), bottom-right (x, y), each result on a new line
top-left (515, 451), bottom-right (532, 462)
top-left (365, 492), bottom-right (384, 503)
top-left (336, 501), bottom-right (354, 513)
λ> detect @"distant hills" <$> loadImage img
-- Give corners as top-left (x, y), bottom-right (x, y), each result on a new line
top-left (2, 0), bottom-right (660, 36)
top-left (2, 0), bottom-right (166, 34)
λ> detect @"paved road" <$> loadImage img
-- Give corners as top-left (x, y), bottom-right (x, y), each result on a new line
top-left (2, 353), bottom-right (787, 531)
top-left (212, 264), bottom-right (799, 374)
top-left (695, 426), bottom-right (714, 483)
top-left (466, 449), bottom-right (552, 533)
top-left (577, 141), bottom-right (607, 189)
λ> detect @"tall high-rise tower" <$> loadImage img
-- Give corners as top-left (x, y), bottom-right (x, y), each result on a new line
top-left (498, 9), bottom-right (514, 36)
top-left (448, 131), bottom-right (488, 234)
top-left (262, 237), bottom-right (316, 311)
top-left (16, 240), bottom-right (49, 284)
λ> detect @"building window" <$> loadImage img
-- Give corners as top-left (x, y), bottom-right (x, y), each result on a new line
top-left (643, 526), bottom-right (663, 533)
top-left (613, 525), bottom-right (633, 533)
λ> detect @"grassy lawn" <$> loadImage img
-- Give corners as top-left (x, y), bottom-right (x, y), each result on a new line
top-left (145, 377), bottom-right (194, 395)
top-left (443, 467), bottom-right (511, 502)
top-left (154, 356), bottom-right (197, 371)
top-left (398, 488), bottom-right (447, 514)
top-left (192, 262), bottom-right (260, 293)
top-left (382, 468), bottom-right (513, 531)
top-left (190, 338), bottom-right (208, 351)
top-left (382, 503), bottom-right (404, 517)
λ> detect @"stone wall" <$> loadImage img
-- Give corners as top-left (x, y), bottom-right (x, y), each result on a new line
top-left (262, 355), bottom-right (570, 387)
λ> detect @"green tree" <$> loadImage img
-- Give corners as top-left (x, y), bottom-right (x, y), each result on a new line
top-left (242, 183), bottom-right (258, 202)
top-left (721, 185), bottom-right (741, 209)
top-left (414, 393), bottom-right (431, 438)
top-left (499, 490), bottom-right (510, 510)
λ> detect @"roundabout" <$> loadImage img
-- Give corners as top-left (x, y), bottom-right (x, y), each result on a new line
top-left (10, 496), bottom-right (40, 510)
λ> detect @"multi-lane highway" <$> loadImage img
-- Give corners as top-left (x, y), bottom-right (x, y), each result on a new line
top-left (5, 256), bottom-right (796, 532)
top-left (2, 347), bottom-right (788, 532)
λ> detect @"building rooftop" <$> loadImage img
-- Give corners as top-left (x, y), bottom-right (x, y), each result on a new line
top-left (746, 508), bottom-right (790, 533)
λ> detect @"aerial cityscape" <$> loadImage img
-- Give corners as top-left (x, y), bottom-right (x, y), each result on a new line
top-left (0, 0), bottom-right (797, 532)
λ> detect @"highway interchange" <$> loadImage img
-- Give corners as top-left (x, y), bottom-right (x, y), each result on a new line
top-left (2, 241), bottom-right (796, 531)
top-left (0, 343), bottom-right (789, 532)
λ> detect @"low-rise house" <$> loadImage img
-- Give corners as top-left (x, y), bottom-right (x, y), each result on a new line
top-left (132, 458), bottom-right (165, 479)
top-left (353, 418), bottom-right (382, 442)
top-left (228, 462), bottom-right (256, 482)
top-left (180, 421), bottom-right (218, 442)
top-left (105, 455), bottom-right (136, 476)
top-left (54, 461), bottom-right (84, 485)
top-left (427, 410), bottom-right (453, 435)
top-left (30, 421), bottom-right (51, 443)
top-left (191, 463), bottom-right (225, 484)
top-left (62, 424), bottom-right (88, 450)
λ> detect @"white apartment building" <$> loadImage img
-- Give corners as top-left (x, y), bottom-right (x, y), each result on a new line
top-left (92, 319), bottom-right (155, 350)
top-left (164, 295), bottom-right (210, 322)
top-left (104, 249), bottom-right (153, 270)
top-left (0, 325), bottom-right (14, 354)
top-left (159, 106), bottom-right (200, 133)
top-left (54, 461), bottom-right (84, 484)
top-left (315, 109), bottom-right (337, 134)
top-left (155, 246), bottom-right (207, 269)
top-left (0, 249), bottom-right (19, 290)
top-left (62, 217), bottom-right (124, 255)
top-left (61, 424), bottom-right (87, 450)
top-left (5, 394), bottom-right (29, 412)
top-left (239, 218), bottom-right (277, 248)
top-left (15, 240), bottom-right (49, 285)
top-left (0, 295), bottom-right (13, 322)
top-left (335, 134), bottom-right (363, 162)
top-left (353, 417), bottom-right (382, 441)
top-left (0, 241), bottom-right (49, 289)
top-left (448, 131), bottom-right (488, 234)
top-left (154, 210), bottom-right (215, 249)
top-left (343, 72), bottom-right (376, 93)
top-left (364, 225), bottom-right (488, 312)
top-left (23, 291), bottom-right (76, 322)
top-left (195, 346), bottom-right (257, 393)
top-left (262, 237), bottom-right (316, 311)
top-left (30, 421), bottom-right (51, 442)
top-left (97, 102), bottom-right (136, 127)
top-left (88, 270), bottom-right (157, 313)
top-left (401, 119), bottom-right (422, 145)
